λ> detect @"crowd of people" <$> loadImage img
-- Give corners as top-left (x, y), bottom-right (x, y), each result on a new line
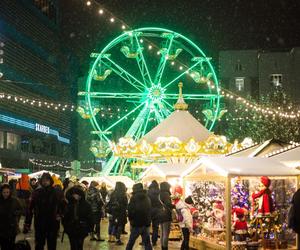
top-left (3, 173), bottom-right (299, 250)
top-left (0, 173), bottom-right (198, 250)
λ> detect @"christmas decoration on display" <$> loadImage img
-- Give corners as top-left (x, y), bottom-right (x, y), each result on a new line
top-left (232, 208), bottom-right (248, 241)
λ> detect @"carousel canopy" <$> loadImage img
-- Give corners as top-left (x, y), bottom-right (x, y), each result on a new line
top-left (186, 156), bottom-right (300, 177)
top-left (141, 110), bottom-right (211, 143)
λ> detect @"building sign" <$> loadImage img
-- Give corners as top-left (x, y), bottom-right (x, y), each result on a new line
top-left (35, 123), bottom-right (50, 134)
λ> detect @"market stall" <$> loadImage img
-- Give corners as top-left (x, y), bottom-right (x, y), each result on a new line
top-left (183, 156), bottom-right (300, 250)
top-left (29, 170), bottom-right (60, 179)
top-left (80, 175), bottom-right (135, 190)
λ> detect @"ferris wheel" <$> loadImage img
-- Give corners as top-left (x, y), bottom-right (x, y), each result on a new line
top-left (78, 27), bottom-right (221, 175)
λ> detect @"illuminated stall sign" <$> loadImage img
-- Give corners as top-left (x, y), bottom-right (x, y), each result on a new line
top-left (35, 123), bottom-right (50, 134)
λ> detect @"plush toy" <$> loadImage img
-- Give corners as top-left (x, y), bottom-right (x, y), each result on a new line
top-left (212, 199), bottom-right (225, 228)
top-left (251, 176), bottom-right (274, 217)
top-left (233, 208), bottom-right (248, 241)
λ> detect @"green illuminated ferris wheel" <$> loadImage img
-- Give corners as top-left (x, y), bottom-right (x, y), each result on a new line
top-left (79, 27), bottom-right (221, 175)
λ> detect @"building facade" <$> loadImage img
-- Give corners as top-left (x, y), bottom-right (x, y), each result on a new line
top-left (219, 47), bottom-right (300, 102)
top-left (0, 0), bottom-right (79, 169)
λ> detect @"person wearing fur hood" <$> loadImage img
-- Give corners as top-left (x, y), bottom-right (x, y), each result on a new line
top-left (172, 185), bottom-right (193, 250)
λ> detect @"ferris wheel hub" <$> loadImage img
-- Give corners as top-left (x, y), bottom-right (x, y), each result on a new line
top-left (147, 85), bottom-right (166, 103)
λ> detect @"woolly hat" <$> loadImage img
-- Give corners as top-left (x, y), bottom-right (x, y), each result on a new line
top-left (149, 180), bottom-right (159, 190)
top-left (235, 207), bottom-right (245, 217)
top-left (260, 176), bottom-right (271, 188)
top-left (40, 172), bottom-right (54, 186)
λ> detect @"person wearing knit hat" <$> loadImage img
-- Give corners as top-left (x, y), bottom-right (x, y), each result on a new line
top-left (251, 176), bottom-right (274, 216)
top-left (23, 172), bottom-right (64, 250)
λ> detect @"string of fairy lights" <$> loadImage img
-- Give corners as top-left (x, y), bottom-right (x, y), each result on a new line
top-left (29, 158), bottom-right (101, 173)
top-left (1, 0), bottom-right (300, 121)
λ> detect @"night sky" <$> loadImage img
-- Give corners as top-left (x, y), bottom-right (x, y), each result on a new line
top-left (63, 0), bottom-right (300, 67)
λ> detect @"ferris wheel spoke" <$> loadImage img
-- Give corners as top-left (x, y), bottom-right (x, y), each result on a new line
top-left (103, 101), bottom-right (146, 133)
top-left (78, 92), bottom-right (145, 99)
top-left (103, 58), bottom-right (146, 91)
top-left (154, 34), bottom-right (175, 85)
top-left (162, 99), bottom-right (175, 111)
top-left (141, 110), bottom-right (152, 137)
top-left (163, 61), bottom-right (201, 89)
top-left (134, 34), bottom-right (153, 87)
top-left (164, 93), bottom-right (219, 100)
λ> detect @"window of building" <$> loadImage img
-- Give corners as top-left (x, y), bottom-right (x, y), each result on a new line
top-left (270, 74), bottom-right (283, 87)
top-left (7, 133), bottom-right (20, 151)
top-left (235, 77), bottom-right (245, 91)
top-left (0, 131), bottom-right (4, 149)
top-left (235, 62), bottom-right (242, 72)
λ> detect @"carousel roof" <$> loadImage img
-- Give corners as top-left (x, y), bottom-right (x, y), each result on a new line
top-left (141, 110), bottom-right (211, 143)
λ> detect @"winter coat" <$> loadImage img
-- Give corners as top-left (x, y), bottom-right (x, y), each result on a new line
top-left (109, 182), bottom-right (128, 225)
top-left (63, 187), bottom-right (93, 237)
top-left (100, 187), bottom-right (108, 202)
top-left (86, 186), bottom-right (104, 213)
top-left (148, 187), bottom-right (163, 223)
top-left (128, 189), bottom-right (152, 227)
top-left (159, 182), bottom-right (174, 223)
top-left (0, 195), bottom-right (22, 238)
top-left (175, 200), bottom-right (193, 229)
top-left (292, 189), bottom-right (300, 234)
top-left (25, 185), bottom-right (64, 231)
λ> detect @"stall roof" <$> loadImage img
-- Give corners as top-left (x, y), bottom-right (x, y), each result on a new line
top-left (226, 139), bottom-right (291, 157)
top-left (140, 163), bottom-right (192, 179)
top-left (267, 145), bottom-right (300, 168)
top-left (140, 110), bottom-right (210, 143)
top-left (29, 170), bottom-right (60, 178)
top-left (80, 175), bottom-right (135, 189)
top-left (187, 156), bottom-right (300, 177)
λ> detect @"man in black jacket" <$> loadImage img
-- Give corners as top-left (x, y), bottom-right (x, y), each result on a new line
top-left (291, 189), bottom-right (300, 249)
top-left (126, 183), bottom-right (152, 250)
top-left (24, 172), bottom-right (64, 250)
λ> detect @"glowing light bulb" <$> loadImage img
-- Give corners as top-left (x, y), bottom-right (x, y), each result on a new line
top-left (148, 45), bottom-right (152, 50)
top-left (99, 9), bottom-right (104, 14)
top-left (110, 18), bottom-right (115, 23)
top-left (179, 66), bottom-right (183, 70)
top-left (121, 25), bottom-right (126, 29)
top-left (86, 1), bottom-right (91, 6)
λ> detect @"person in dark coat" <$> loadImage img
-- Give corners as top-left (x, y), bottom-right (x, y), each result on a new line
top-left (126, 183), bottom-right (152, 250)
top-left (0, 184), bottom-right (22, 250)
top-left (291, 189), bottom-right (300, 249)
top-left (148, 180), bottom-right (163, 246)
top-left (63, 186), bottom-right (93, 250)
top-left (159, 181), bottom-right (174, 250)
top-left (24, 172), bottom-right (64, 250)
top-left (109, 181), bottom-right (128, 245)
top-left (86, 181), bottom-right (104, 241)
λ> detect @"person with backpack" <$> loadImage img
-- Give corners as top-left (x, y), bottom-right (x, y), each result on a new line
top-left (159, 181), bottom-right (174, 250)
top-left (86, 181), bottom-right (105, 241)
top-left (63, 186), bottom-right (93, 250)
top-left (23, 172), bottom-right (64, 250)
top-left (0, 183), bottom-right (22, 250)
top-left (107, 181), bottom-right (128, 245)
top-left (173, 185), bottom-right (193, 250)
top-left (126, 183), bottom-right (152, 250)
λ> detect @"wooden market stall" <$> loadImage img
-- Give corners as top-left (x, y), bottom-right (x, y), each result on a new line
top-left (182, 156), bottom-right (300, 250)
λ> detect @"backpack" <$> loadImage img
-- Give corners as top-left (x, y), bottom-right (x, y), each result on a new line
top-left (105, 198), bottom-right (120, 215)
top-left (15, 239), bottom-right (31, 250)
top-left (288, 203), bottom-right (296, 230)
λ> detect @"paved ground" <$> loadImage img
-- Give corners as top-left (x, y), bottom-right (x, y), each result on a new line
top-left (16, 219), bottom-right (182, 249)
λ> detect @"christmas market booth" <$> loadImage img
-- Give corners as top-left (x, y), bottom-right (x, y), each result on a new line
top-left (80, 175), bottom-right (135, 190)
top-left (183, 156), bottom-right (300, 250)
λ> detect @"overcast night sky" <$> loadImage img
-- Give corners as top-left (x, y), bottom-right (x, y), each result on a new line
top-left (63, 0), bottom-right (300, 66)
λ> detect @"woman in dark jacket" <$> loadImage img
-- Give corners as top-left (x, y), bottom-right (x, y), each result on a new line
top-left (148, 180), bottom-right (163, 246)
top-left (109, 181), bottom-right (128, 245)
top-left (86, 181), bottom-right (104, 241)
top-left (0, 183), bottom-right (22, 250)
top-left (160, 181), bottom-right (174, 250)
top-left (63, 186), bottom-right (93, 250)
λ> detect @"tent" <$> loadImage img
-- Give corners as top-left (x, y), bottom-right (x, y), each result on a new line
top-left (29, 170), bottom-right (60, 179)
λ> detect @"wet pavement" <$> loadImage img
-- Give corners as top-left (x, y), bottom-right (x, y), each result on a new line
top-left (16, 218), bottom-right (182, 249)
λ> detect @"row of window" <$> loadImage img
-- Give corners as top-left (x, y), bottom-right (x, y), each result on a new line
top-left (234, 74), bottom-right (283, 91)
